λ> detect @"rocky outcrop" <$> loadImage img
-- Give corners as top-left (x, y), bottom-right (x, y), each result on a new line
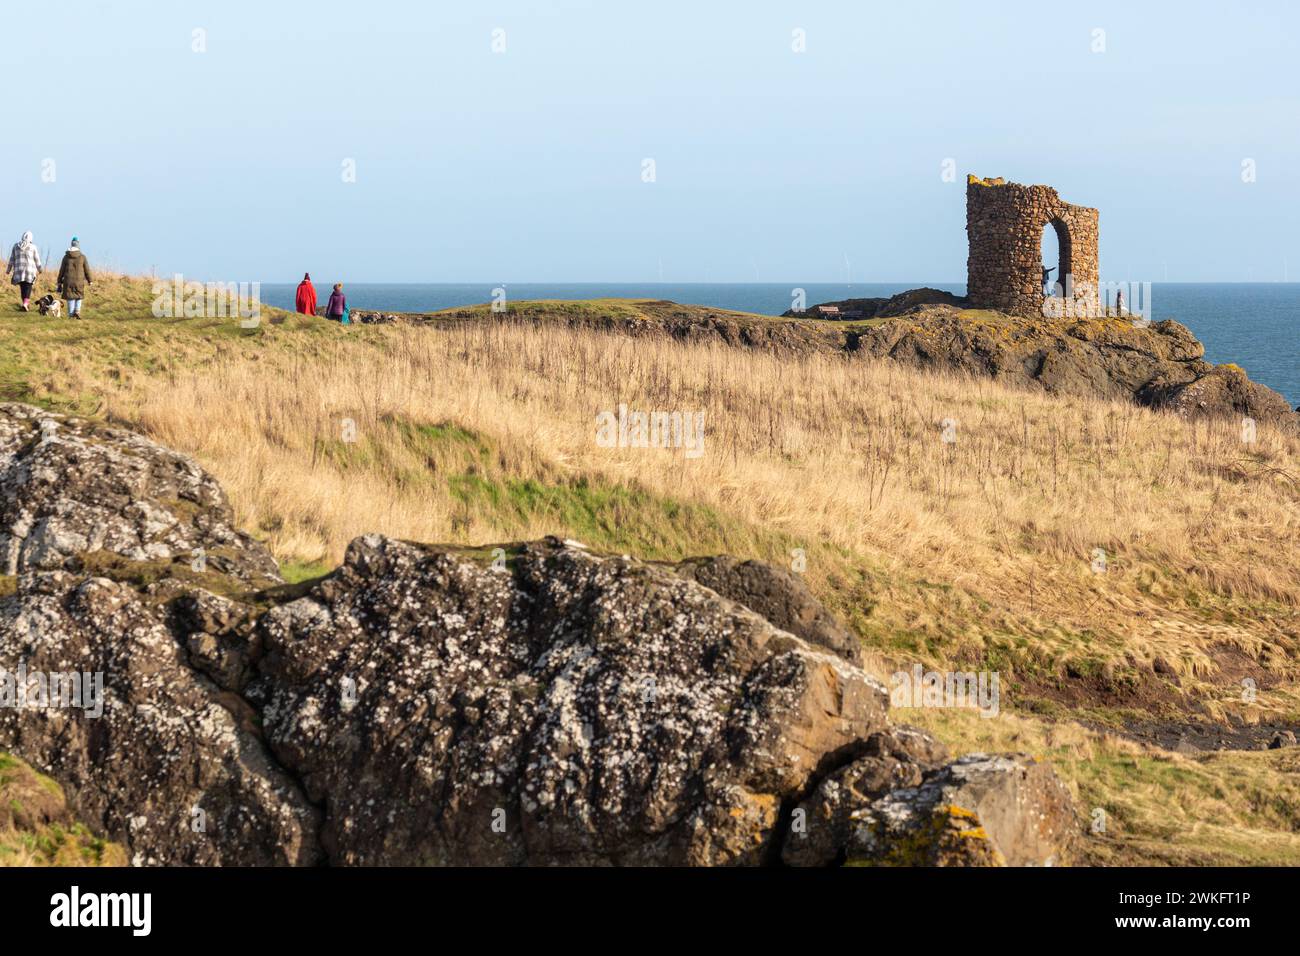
top-left (428, 300), bottom-right (847, 355)
top-left (837, 753), bottom-right (1076, 866)
top-left (786, 750), bottom-right (1074, 866)
top-left (1139, 362), bottom-right (1296, 425)
top-left (781, 288), bottom-right (965, 320)
top-left (347, 311), bottom-right (406, 325)
top-left (850, 309), bottom-right (1298, 426)
top-left (0, 405), bottom-right (314, 865)
top-left (672, 554), bottom-right (863, 665)
top-left (0, 403), bottom-right (280, 585)
top-left (782, 724), bottom-right (950, 866)
top-left (781, 300), bottom-right (1291, 423)
top-left (0, 404), bottom-right (1080, 867)
top-left (0, 571), bottom-right (321, 866)
top-left (248, 535), bottom-right (889, 865)
top-left (414, 298), bottom-right (1294, 426)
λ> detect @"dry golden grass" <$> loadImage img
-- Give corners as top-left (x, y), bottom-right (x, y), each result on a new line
top-left (81, 321), bottom-right (1298, 699)
top-left (9, 275), bottom-right (1300, 864)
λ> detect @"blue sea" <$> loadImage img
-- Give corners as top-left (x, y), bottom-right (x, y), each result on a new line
top-left (260, 282), bottom-right (1300, 406)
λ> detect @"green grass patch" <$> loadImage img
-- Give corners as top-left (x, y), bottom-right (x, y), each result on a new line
top-left (279, 559), bottom-right (335, 585)
top-left (447, 471), bottom-right (793, 564)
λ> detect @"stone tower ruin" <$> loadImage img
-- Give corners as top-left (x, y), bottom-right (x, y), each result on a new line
top-left (966, 176), bottom-right (1099, 318)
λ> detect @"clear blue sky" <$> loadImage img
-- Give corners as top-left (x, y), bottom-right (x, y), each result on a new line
top-left (3, 0), bottom-right (1296, 283)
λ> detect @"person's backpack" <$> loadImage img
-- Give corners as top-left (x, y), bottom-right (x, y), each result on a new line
top-left (341, 307), bottom-right (350, 325)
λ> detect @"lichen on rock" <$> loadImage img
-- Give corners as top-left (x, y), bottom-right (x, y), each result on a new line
top-left (0, 403), bottom-right (1080, 867)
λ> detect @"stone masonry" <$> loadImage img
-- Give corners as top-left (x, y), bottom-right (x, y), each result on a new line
top-left (966, 175), bottom-right (1099, 318)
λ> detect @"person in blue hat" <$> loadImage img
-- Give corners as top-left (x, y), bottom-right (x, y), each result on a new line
top-left (57, 238), bottom-right (93, 318)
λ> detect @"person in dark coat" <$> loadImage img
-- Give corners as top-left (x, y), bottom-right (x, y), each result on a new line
top-left (325, 283), bottom-right (346, 322)
top-left (295, 273), bottom-right (317, 315)
top-left (56, 238), bottom-right (93, 317)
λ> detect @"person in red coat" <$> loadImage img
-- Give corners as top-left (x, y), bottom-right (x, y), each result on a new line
top-left (295, 273), bottom-right (318, 315)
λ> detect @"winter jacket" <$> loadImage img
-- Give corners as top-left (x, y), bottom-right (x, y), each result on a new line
top-left (295, 280), bottom-right (318, 315)
top-left (326, 290), bottom-right (346, 317)
top-left (7, 235), bottom-right (41, 284)
top-left (57, 249), bottom-right (93, 299)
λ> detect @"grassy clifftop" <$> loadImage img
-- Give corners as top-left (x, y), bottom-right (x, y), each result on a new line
top-left (2, 273), bottom-right (1299, 865)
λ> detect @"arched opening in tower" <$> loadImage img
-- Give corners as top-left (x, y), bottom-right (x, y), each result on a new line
top-left (1040, 218), bottom-right (1072, 298)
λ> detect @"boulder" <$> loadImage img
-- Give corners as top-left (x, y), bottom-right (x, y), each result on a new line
top-left (0, 402), bottom-right (1082, 868)
top-left (0, 404), bottom-right (315, 864)
top-left (828, 753), bottom-right (1077, 866)
top-left (249, 535), bottom-right (890, 865)
top-left (1140, 363), bottom-right (1297, 425)
top-left (783, 725), bottom-right (949, 866)
top-left (673, 554), bottom-right (863, 664)
top-left (0, 571), bottom-right (321, 866)
top-left (166, 585), bottom-right (263, 693)
top-left (0, 403), bottom-right (280, 586)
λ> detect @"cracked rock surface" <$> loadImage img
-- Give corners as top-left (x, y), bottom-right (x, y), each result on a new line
top-left (0, 403), bottom-right (1078, 866)
top-left (789, 752), bottom-right (1077, 867)
top-left (250, 535), bottom-right (890, 864)
top-left (0, 571), bottom-right (320, 865)
top-left (0, 403), bottom-right (280, 584)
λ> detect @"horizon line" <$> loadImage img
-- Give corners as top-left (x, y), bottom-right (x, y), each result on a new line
top-left (251, 279), bottom-right (1300, 286)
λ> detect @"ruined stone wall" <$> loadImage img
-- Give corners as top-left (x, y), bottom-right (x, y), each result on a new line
top-left (966, 176), bottom-right (1099, 318)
